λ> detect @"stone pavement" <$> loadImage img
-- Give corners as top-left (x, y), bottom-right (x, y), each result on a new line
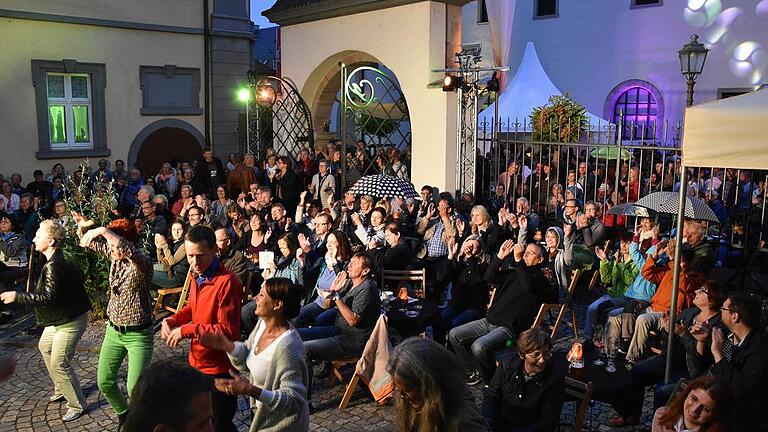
top-left (0, 321), bottom-right (653, 431)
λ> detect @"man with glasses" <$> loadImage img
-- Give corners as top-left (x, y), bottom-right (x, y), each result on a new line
top-left (449, 241), bottom-right (557, 386)
top-left (213, 227), bottom-right (247, 286)
top-left (186, 205), bottom-right (205, 228)
top-left (708, 292), bottom-right (768, 431)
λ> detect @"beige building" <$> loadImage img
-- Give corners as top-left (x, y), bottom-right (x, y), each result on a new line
top-left (0, 0), bottom-right (253, 180)
top-left (265, 0), bottom-right (470, 193)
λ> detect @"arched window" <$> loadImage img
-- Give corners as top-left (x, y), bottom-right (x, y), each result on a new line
top-left (604, 80), bottom-right (664, 142)
top-left (613, 86), bottom-right (658, 140)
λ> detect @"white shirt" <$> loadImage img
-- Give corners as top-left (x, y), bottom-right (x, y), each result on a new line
top-left (246, 321), bottom-right (291, 388)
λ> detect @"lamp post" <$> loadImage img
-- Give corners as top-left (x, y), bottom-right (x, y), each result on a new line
top-left (237, 87), bottom-right (252, 154)
top-left (665, 35), bottom-right (710, 384)
top-left (678, 34), bottom-right (710, 107)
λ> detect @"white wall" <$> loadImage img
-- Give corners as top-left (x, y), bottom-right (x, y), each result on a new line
top-left (463, 0), bottom-right (768, 129)
top-left (279, 1), bottom-right (462, 192)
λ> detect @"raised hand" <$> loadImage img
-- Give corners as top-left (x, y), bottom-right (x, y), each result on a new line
top-left (455, 218), bottom-right (465, 235)
top-left (497, 207), bottom-right (507, 226)
top-left (512, 243), bottom-right (525, 261)
top-left (297, 233), bottom-right (311, 253)
top-left (594, 246), bottom-right (607, 261)
top-left (351, 212), bottom-right (362, 226)
top-left (519, 214), bottom-right (528, 231)
top-left (563, 223), bottom-right (573, 237)
top-left (330, 271), bottom-right (348, 292)
top-left (498, 239), bottom-right (515, 260)
top-left (265, 229), bottom-right (273, 243)
top-left (425, 203), bottom-right (436, 219)
top-left (576, 214), bottom-right (589, 229)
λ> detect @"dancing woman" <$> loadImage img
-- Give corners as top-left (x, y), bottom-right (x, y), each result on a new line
top-left (73, 211), bottom-right (154, 429)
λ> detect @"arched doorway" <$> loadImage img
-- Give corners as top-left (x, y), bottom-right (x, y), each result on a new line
top-left (128, 119), bottom-right (204, 175)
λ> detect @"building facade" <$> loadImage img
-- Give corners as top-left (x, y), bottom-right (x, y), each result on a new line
top-left (0, 0), bottom-right (254, 179)
top-left (462, 0), bottom-right (768, 133)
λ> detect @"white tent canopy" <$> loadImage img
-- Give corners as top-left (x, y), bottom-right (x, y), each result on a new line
top-left (682, 89), bottom-right (768, 169)
top-left (478, 42), bottom-right (609, 127)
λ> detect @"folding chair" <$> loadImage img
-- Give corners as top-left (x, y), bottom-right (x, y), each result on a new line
top-left (330, 315), bottom-right (394, 410)
top-left (153, 271), bottom-right (191, 315)
top-left (534, 268), bottom-right (600, 340)
top-left (381, 268), bottom-right (426, 299)
top-left (560, 376), bottom-right (595, 432)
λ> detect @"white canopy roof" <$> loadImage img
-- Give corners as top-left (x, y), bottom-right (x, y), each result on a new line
top-left (479, 42), bottom-right (609, 127)
top-left (682, 89), bottom-right (768, 169)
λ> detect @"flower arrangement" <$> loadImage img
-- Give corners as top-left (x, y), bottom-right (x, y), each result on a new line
top-left (530, 94), bottom-right (588, 143)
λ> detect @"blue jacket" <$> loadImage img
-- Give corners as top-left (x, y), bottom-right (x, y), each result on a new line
top-left (623, 241), bottom-right (666, 301)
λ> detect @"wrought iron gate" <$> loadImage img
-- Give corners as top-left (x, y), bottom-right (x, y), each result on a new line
top-left (338, 63), bottom-right (411, 189)
top-left (246, 73), bottom-right (313, 162)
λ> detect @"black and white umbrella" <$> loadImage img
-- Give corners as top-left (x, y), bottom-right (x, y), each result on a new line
top-left (635, 191), bottom-right (720, 223)
top-left (607, 202), bottom-right (652, 218)
top-left (349, 174), bottom-right (419, 199)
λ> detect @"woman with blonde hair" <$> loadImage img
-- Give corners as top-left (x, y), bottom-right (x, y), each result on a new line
top-left (465, 205), bottom-right (501, 254)
top-left (388, 337), bottom-right (487, 432)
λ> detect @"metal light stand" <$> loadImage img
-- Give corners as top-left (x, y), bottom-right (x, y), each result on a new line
top-left (433, 45), bottom-right (509, 198)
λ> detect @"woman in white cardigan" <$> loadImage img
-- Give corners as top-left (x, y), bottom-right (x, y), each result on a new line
top-left (200, 278), bottom-right (309, 432)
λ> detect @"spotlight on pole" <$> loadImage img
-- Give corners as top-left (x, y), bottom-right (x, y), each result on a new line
top-left (486, 72), bottom-right (500, 93)
top-left (255, 85), bottom-right (277, 107)
top-left (442, 75), bottom-right (463, 92)
top-left (236, 88), bottom-right (251, 103)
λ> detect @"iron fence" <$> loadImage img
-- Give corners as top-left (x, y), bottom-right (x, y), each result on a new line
top-left (475, 114), bottom-right (768, 253)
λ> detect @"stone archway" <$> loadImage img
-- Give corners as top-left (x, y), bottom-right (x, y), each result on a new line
top-left (303, 50), bottom-right (384, 135)
top-left (128, 119), bottom-right (204, 175)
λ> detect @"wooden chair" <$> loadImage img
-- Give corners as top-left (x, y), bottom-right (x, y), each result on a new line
top-left (381, 268), bottom-right (426, 299)
top-left (153, 271), bottom-right (191, 315)
top-left (533, 269), bottom-right (600, 341)
top-left (329, 315), bottom-right (393, 410)
top-left (562, 376), bottom-right (595, 432)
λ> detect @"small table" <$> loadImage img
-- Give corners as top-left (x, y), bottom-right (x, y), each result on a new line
top-left (385, 298), bottom-right (437, 339)
top-left (553, 349), bottom-right (632, 404)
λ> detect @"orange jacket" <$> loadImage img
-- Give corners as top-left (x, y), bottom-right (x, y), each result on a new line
top-left (642, 256), bottom-right (704, 313)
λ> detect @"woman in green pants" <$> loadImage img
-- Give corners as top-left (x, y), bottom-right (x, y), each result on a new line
top-left (1, 220), bottom-right (91, 422)
top-left (74, 213), bottom-right (154, 430)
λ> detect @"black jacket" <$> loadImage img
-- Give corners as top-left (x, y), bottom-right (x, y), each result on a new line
top-left (710, 329), bottom-right (768, 431)
top-left (271, 169), bottom-right (301, 217)
top-left (482, 356), bottom-right (565, 432)
top-left (15, 249), bottom-right (91, 327)
top-left (447, 255), bottom-right (489, 312)
top-left (194, 156), bottom-right (226, 196)
top-left (484, 257), bottom-right (558, 332)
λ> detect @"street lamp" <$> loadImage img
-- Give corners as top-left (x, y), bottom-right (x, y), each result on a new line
top-left (678, 34), bottom-right (710, 107)
top-left (237, 87), bottom-right (252, 154)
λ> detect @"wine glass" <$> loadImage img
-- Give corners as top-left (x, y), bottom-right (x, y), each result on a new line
top-left (592, 324), bottom-right (605, 366)
top-left (605, 333), bottom-right (618, 373)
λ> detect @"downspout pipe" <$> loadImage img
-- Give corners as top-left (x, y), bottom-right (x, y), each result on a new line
top-left (203, 0), bottom-right (211, 147)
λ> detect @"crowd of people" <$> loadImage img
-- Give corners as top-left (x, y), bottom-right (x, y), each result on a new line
top-left (0, 141), bottom-right (766, 432)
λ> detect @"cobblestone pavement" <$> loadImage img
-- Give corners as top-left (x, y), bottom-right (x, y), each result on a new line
top-left (0, 321), bottom-right (653, 431)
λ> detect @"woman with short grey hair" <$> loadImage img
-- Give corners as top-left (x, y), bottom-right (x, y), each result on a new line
top-left (0, 220), bottom-right (91, 422)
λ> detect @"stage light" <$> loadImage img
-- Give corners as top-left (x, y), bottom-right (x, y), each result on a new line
top-left (236, 88), bottom-right (251, 103)
top-left (442, 75), bottom-right (463, 92)
top-left (255, 85), bottom-right (277, 107)
top-left (486, 72), bottom-right (500, 92)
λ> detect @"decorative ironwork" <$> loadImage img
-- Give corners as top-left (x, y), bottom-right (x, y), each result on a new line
top-left (339, 63), bottom-right (411, 189)
top-left (246, 73), bottom-right (313, 162)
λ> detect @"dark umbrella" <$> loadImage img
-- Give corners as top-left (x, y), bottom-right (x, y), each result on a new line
top-left (349, 174), bottom-right (419, 199)
top-left (607, 202), bottom-right (652, 218)
top-left (635, 191), bottom-right (719, 223)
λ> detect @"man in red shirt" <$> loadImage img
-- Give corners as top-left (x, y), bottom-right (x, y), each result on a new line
top-left (161, 225), bottom-right (242, 432)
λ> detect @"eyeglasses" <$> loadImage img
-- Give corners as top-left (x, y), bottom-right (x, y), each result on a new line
top-left (720, 307), bottom-right (732, 313)
top-left (393, 384), bottom-right (417, 407)
top-left (525, 351), bottom-right (552, 361)
top-left (696, 287), bottom-right (709, 295)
